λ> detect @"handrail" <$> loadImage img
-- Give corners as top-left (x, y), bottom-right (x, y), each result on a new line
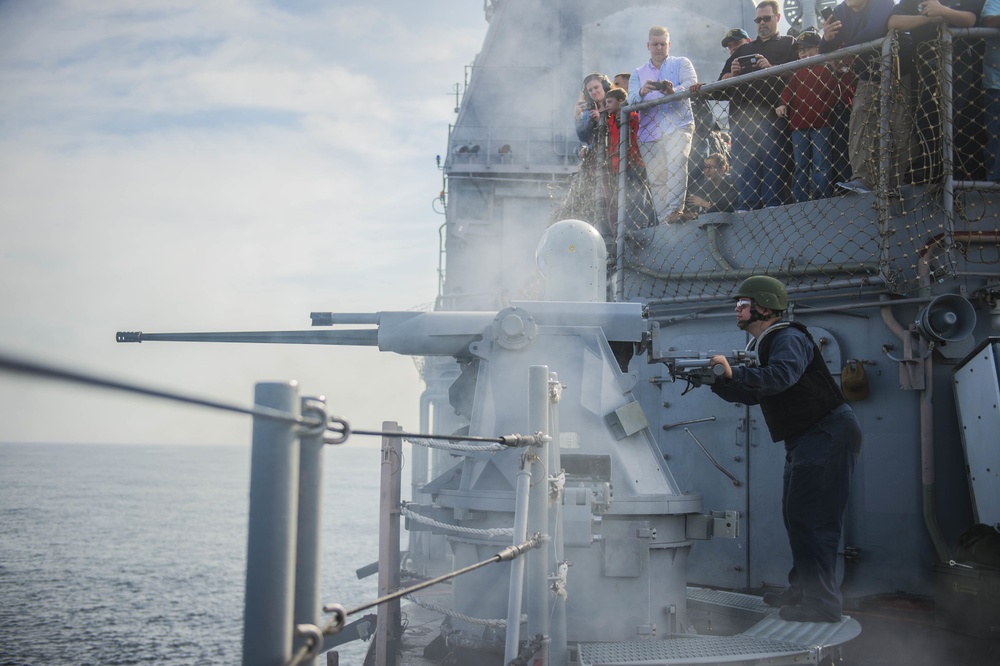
top-left (1, 350), bottom-right (559, 666)
top-left (0, 350), bottom-right (313, 426)
top-left (623, 37), bottom-right (888, 114)
top-left (0, 349), bottom-right (540, 449)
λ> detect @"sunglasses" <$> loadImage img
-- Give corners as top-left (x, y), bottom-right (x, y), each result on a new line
top-left (736, 299), bottom-right (753, 310)
top-left (754, 15), bottom-right (776, 23)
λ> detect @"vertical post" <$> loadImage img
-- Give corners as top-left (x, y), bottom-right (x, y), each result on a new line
top-left (376, 422), bottom-right (402, 666)
top-left (878, 35), bottom-right (894, 224)
top-left (504, 452), bottom-right (533, 663)
top-left (940, 29), bottom-right (956, 254)
top-left (294, 396), bottom-right (327, 666)
top-left (526, 365), bottom-right (550, 664)
top-left (243, 381), bottom-right (301, 666)
top-left (546, 372), bottom-right (567, 666)
top-left (409, 393), bottom-right (432, 565)
top-left (615, 109), bottom-right (628, 303)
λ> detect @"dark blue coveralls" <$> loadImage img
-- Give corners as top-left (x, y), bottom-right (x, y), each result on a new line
top-left (713, 323), bottom-right (862, 620)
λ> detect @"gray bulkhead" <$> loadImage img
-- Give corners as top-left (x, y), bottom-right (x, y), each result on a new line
top-left (436, 0), bottom-right (1000, 614)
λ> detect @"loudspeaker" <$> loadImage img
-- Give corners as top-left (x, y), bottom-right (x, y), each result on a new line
top-left (916, 294), bottom-right (977, 343)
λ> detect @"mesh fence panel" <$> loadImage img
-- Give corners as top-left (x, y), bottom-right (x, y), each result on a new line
top-left (553, 29), bottom-right (1000, 301)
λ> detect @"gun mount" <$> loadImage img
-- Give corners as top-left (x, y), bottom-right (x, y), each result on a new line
top-left (116, 297), bottom-right (749, 647)
top-left (117, 302), bottom-right (643, 357)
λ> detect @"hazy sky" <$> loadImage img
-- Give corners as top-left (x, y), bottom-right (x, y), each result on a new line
top-left (0, 1), bottom-right (489, 445)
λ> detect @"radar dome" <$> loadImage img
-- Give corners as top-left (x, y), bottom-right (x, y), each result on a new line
top-left (535, 219), bottom-right (607, 302)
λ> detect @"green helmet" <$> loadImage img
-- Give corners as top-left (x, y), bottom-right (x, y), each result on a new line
top-left (735, 275), bottom-right (788, 310)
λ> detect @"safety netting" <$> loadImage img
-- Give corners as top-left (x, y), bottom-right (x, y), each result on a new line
top-left (553, 28), bottom-right (1000, 302)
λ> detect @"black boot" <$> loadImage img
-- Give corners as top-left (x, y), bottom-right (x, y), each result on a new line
top-left (778, 603), bottom-right (841, 623)
top-left (762, 588), bottom-right (801, 608)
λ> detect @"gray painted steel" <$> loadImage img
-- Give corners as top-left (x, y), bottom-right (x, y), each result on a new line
top-left (953, 340), bottom-right (1000, 527)
top-left (242, 382), bottom-right (300, 666)
top-left (293, 396), bottom-right (326, 666)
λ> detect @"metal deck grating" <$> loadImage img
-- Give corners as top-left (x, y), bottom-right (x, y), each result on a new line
top-left (577, 634), bottom-right (808, 665)
top-left (576, 588), bottom-right (862, 665)
top-left (686, 587), bottom-right (769, 614)
top-left (743, 612), bottom-right (861, 647)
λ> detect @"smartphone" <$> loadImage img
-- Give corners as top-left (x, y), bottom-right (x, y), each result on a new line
top-left (821, 7), bottom-right (834, 20)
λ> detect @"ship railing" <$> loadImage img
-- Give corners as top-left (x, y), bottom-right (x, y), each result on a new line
top-left (0, 351), bottom-right (556, 666)
top-left (554, 27), bottom-right (1000, 303)
top-left (445, 122), bottom-right (583, 171)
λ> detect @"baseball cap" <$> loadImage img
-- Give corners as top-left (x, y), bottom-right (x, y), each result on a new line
top-left (722, 28), bottom-right (750, 47)
top-left (795, 30), bottom-right (822, 49)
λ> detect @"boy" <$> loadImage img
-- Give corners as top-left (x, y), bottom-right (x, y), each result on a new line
top-left (605, 88), bottom-right (656, 231)
top-left (776, 30), bottom-right (838, 201)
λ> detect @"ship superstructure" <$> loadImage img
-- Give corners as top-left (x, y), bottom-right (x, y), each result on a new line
top-left (110, 1), bottom-right (1000, 663)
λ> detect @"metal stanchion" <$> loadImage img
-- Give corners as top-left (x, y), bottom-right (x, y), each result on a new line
top-left (242, 381), bottom-right (301, 666)
top-left (375, 422), bottom-right (402, 666)
top-left (293, 396), bottom-right (327, 666)
top-left (526, 365), bottom-right (550, 664)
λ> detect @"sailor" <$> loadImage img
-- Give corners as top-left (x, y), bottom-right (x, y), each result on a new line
top-left (709, 276), bottom-right (862, 623)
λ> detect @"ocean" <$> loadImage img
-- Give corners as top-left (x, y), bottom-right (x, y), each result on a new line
top-left (0, 442), bottom-right (389, 665)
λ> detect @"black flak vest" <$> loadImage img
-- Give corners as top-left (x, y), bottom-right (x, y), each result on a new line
top-left (751, 321), bottom-right (845, 444)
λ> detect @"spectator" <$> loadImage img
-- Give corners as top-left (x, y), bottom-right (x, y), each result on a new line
top-left (777, 30), bottom-right (838, 201)
top-left (613, 72), bottom-right (631, 89)
top-left (826, 53), bottom-right (855, 187)
top-left (822, 0), bottom-right (901, 192)
top-left (605, 88), bottom-right (657, 231)
top-left (575, 73), bottom-right (611, 149)
top-left (888, 0), bottom-right (983, 184)
top-left (628, 26), bottom-right (697, 224)
top-left (719, 1), bottom-right (798, 209)
top-left (821, 0), bottom-right (897, 193)
top-left (721, 28), bottom-right (753, 62)
top-left (986, 0), bottom-right (1000, 181)
top-left (683, 152), bottom-right (738, 219)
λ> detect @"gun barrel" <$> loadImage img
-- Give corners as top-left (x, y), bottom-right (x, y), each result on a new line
top-left (115, 330), bottom-right (379, 346)
top-left (672, 358), bottom-right (713, 370)
top-left (310, 312), bottom-right (381, 326)
top-left (117, 302), bottom-right (645, 357)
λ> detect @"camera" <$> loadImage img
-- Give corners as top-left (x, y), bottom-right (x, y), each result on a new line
top-left (737, 54), bottom-right (760, 69)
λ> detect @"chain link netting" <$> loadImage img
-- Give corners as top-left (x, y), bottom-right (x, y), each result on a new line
top-left (553, 28), bottom-right (1000, 301)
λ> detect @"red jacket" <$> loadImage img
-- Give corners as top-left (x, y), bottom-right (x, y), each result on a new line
top-left (607, 111), bottom-right (645, 172)
top-left (780, 64), bottom-right (838, 130)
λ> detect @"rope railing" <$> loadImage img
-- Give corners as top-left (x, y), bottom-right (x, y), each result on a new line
top-left (400, 502), bottom-right (515, 538)
top-left (403, 593), bottom-right (526, 628)
top-left (1, 350), bottom-right (555, 666)
top-left (0, 350), bottom-right (542, 450)
top-left (0, 350), bottom-right (316, 426)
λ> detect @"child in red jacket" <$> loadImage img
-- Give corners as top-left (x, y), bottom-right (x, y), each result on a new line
top-left (776, 30), bottom-right (838, 202)
top-left (605, 88), bottom-right (656, 231)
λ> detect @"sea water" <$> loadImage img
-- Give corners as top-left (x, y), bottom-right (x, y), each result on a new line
top-left (0, 442), bottom-right (389, 665)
